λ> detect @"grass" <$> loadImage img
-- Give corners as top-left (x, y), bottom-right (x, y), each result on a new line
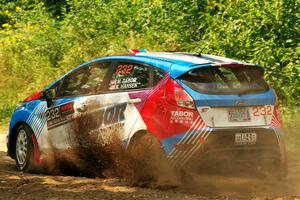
top-left (282, 106), bottom-right (300, 153)
top-left (0, 106), bottom-right (13, 134)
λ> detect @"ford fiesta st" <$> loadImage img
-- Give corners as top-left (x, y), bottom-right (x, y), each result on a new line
top-left (7, 49), bottom-right (287, 176)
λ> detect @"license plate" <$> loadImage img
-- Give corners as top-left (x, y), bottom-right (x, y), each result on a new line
top-left (228, 108), bottom-right (251, 122)
top-left (235, 133), bottom-right (257, 145)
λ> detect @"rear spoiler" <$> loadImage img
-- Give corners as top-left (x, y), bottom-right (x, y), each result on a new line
top-left (170, 62), bottom-right (263, 79)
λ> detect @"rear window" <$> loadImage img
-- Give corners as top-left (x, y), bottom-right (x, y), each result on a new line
top-left (180, 66), bottom-right (269, 95)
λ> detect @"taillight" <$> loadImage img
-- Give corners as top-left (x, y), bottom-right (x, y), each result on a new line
top-left (23, 91), bottom-right (42, 102)
top-left (166, 79), bottom-right (195, 109)
top-left (273, 94), bottom-right (283, 128)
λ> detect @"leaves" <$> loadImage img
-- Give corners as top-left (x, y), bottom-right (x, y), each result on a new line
top-left (0, 0), bottom-right (299, 124)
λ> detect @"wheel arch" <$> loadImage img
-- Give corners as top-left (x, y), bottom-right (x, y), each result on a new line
top-left (126, 129), bottom-right (162, 150)
top-left (127, 130), bottom-right (147, 149)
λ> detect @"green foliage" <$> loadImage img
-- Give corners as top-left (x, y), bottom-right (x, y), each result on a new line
top-left (282, 106), bottom-right (300, 153)
top-left (0, 0), bottom-right (299, 125)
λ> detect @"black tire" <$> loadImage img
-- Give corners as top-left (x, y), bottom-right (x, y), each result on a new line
top-left (128, 132), bottom-right (164, 182)
top-left (128, 132), bottom-right (179, 187)
top-left (15, 124), bottom-right (35, 171)
top-left (129, 132), bottom-right (164, 159)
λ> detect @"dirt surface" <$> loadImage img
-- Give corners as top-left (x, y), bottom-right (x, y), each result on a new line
top-left (1, 134), bottom-right (300, 200)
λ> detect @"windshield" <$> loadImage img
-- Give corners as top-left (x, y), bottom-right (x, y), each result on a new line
top-left (179, 66), bottom-right (269, 95)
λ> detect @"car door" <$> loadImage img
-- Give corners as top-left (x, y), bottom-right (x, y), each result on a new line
top-left (43, 61), bottom-right (113, 150)
top-left (72, 61), bottom-right (166, 148)
top-left (103, 61), bottom-right (154, 144)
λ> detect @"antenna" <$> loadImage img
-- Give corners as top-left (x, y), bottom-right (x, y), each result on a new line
top-left (195, 46), bottom-right (206, 57)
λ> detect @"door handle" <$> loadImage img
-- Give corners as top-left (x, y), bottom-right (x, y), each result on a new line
top-left (127, 98), bottom-right (141, 104)
top-left (76, 103), bottom-right (87, 112)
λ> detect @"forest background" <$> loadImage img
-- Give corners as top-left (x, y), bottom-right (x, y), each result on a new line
top-left (0, 0), bottom-right (299, 150)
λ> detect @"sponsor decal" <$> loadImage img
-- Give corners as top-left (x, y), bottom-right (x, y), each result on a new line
top-left (46, 102), bottom-right (74, 129)
top-left (87, 103), bottom-right (127, 129)
top-left (170, 111), bottom-right (194, 124)
top-left (47, 102), bottom-right (127, 131)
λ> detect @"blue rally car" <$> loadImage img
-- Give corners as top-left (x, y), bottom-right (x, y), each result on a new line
top-left (7, 50), bottom-right (287, 176)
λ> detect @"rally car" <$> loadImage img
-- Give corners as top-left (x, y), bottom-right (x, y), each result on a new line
top-left (7, 49), bottom-right (287, 176)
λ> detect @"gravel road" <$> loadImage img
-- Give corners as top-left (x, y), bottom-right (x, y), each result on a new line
top-left (0, 133), bottom-right (300, 200)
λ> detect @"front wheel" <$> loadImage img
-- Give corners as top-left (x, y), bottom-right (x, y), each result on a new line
top-left (15, 125), bottom-right (34, 171)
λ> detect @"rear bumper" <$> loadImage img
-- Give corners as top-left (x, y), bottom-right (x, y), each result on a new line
top-left (187, 126), bottom-right (287, 172)
top-left (200, 147), bottom-right (281, 162)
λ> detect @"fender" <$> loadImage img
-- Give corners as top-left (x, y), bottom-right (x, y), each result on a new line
top-left (125, 129), bottom-right (147, 149)
top-left (8, 100), bottom-right (42, 157)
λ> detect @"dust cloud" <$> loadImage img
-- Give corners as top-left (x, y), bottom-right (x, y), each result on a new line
top-left (40, 109), bottom-right (180, 189)
top-left (38, 107), bottom-right (300, 199)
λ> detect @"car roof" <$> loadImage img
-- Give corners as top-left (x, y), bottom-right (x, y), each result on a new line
top-left (99, 52), bottom-right (258, 78)
top-left (47, 52), bottom-right (260, 89)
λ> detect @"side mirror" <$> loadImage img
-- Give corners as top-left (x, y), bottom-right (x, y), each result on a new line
top-left (42, 89), bottom-right (54, 107)
top-left (43, 90), bottom-right (53, 99)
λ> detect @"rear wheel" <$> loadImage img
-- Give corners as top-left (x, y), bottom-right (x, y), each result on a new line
top-left (129, 133), bottom-right (162, 181)
top-left (129, 133), bottom-right (163, 160)
top-left (128, 132), bottom-right (179, 187)
top-left (15, 125), bottom-right (34, 171)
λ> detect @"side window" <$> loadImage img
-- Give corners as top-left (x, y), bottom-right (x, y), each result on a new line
top-left (153, 68), bottom-right (165, 86)
top-left (55, 62), bottom-right (111, 97)
top-left (108, 62), bottom-right (150, 91)
top-left (83, 62), bottom-right (111, 92)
